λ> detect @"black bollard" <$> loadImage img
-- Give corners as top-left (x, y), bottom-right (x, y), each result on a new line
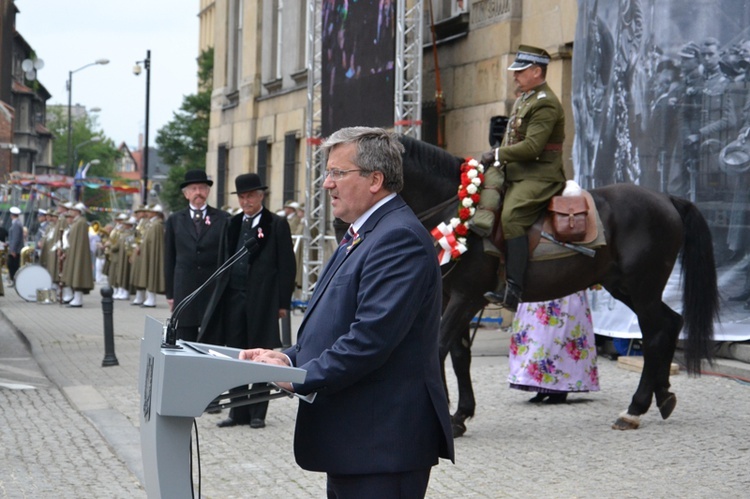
top-left (101, 286), bottom-right (119, 366)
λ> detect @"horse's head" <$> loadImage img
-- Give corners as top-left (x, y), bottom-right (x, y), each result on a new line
top-left (398, 135), bottom-right (465, 228)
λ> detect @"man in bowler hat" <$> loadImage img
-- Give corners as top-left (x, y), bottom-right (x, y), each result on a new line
top-left (164, 169), bottom-right (230, 341)
top-left (200, 173), bottom-right (296, 428)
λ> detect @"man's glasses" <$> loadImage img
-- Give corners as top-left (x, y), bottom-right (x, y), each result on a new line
top-left (324, 168), bottom-right (362, 181)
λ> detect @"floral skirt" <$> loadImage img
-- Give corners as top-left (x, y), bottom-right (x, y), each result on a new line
top-left (508, 291), bottom-right (600, 393)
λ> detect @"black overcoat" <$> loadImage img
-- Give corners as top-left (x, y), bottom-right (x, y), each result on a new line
top-left (199, 208), bottom-right (296, 348)
top-left (164, 206), bottom-right (230, 328)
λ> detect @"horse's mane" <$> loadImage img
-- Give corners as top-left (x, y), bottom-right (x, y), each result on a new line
top-left (398, 135), bottom-right (464, 180)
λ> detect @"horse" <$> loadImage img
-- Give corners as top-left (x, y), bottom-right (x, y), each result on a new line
top-left (396, 135), bottom-right (719, 435)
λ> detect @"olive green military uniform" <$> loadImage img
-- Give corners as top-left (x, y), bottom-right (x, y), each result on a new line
top-left (476, 80), bottom-right (566, 238)
top-left (480, 45), bottom-right (566, 309)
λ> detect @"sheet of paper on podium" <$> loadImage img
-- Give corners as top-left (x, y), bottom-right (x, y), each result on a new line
top-left (183, 341), bottom-right (316, 403)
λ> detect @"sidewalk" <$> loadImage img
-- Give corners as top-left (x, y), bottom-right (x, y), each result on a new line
top-left (1, 281), bottom-right (750, 497)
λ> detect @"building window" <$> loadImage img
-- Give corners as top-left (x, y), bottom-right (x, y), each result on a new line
top-left (275, 0), bottom-right (284, 81)
top-left (298, 3), bottom-right (307, 70)
top-left (283, 132), bottom-right (298, 202)
top-left (217, 145), bottom-right (229, 208)
top-left (226, 0), bottom-right (243, 96)
top-left (257, 138), bottom-right (270, 187)
top-left (452, 0), bottom-right (468, 16)
top-left (262, 0), bottom-right (284, 93)
top-left (426, 0), bottom-right (471, 43)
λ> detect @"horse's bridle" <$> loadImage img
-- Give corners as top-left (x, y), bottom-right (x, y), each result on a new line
top-left (415, 194), bottom-right (458, 224)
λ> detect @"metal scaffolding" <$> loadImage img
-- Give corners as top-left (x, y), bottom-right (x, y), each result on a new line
top-left (301, 0), bottom-right (424, 302)
top-left (301, 0), bottom-right (327, 303)
top-left (395, 0), bottom-right (424, 139)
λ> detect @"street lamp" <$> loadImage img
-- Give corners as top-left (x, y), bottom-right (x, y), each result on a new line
top-left (74, 158), bottom-right (101, 202)
top-left (72, 136), bottom-right (102, 172)
top-left (66, 58), bottom-right (109, 177)
top-left (134, 50), bottom-right (151, 203)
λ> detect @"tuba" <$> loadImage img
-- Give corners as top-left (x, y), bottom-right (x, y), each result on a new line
top-left (20, 244), bottom-right (35, 266)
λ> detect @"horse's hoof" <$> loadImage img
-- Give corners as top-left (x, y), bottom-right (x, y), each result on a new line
top-left (658, 393), bottom-right (677, 420)
top-left (452, 422), bottom-right (467, 438)
top-left (611, 411), bottom-right (641, 430)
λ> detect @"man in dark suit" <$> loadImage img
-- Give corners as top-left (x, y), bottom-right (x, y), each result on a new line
top-left (200, 173), bottom-right (296, 429)
top-left (164, 170), bottom-right (230, 341)
top-left (241, 127), bottom-right (454, 498)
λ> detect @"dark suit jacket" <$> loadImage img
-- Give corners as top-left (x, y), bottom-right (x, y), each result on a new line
top-left (8, 219), bottom-right (23, 254)
top-left (199, 207), bottom-right (296, 348)
top-left (164, 206), bottom-right (230, 328)
top-left (285, 195), bottom-right (454, 475)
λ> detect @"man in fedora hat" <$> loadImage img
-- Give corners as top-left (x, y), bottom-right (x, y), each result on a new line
top-left (61, 202), bottom-right (94, 307)
top-left (474, 45), bottom-right (567, 310)
top-left (164, 169), bottom-right (230, 340)
top-left (200, 172), bottom-right (296, 429)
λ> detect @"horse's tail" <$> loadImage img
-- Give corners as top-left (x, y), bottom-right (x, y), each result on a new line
top-left (670, 196), bottom-right (719, 374)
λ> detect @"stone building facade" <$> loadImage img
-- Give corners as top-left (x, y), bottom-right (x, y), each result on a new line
top-left (203, 0), bottom-right (578, 210)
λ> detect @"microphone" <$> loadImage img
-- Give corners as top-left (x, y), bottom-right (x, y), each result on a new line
top-left (163, 231), bottom-right (263, 348)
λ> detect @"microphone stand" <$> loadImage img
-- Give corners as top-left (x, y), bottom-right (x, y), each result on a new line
top-left (163, 236), bottom-right (261, 348)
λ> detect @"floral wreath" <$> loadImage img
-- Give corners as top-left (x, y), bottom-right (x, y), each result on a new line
top-left (431, 158), bottom-right (484, 265)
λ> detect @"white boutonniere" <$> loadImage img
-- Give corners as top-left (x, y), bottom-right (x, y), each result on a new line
top-left (204, 215), bottom-right (211, 226)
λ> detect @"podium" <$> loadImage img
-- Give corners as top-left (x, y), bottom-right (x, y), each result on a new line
top-left (138, 316), bottom-right (306, 498)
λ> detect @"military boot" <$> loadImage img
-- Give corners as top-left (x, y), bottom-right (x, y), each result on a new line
top-left (484, 235), bottom-right (528, 309)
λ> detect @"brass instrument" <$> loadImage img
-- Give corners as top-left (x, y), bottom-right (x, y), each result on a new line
top-left (20, 244), bottom-right (35, 266)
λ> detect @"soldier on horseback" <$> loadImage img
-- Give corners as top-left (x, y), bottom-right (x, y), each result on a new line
top-left (471, 45), bottom-right (567, 309)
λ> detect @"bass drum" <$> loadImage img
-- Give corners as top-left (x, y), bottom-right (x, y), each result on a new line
top-left (14, 264), bottom-right (53, 302)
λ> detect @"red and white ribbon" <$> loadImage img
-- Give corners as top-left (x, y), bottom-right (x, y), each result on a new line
top-left (431, 222), bottom-right (467, 266)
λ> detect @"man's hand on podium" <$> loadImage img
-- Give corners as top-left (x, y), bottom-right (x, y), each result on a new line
top-left (239, 348), bottom-right (294, 392)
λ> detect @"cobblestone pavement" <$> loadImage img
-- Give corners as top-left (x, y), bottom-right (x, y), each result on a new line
top-left (1, 282), bottom-right (749, 498)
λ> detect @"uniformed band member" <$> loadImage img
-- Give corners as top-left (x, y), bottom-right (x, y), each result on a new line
top-left (58, 202), bottom-right (76, 303)
top-left (164, 169), bottom-right (229, 341)
top-left (114, 216), bottom-right (136, 300)
top-left (39, 210), bottom-right (59, 284)
top-left (138, 204), bottom-right (166, 308)
top-left (47, 203), bottom-right (69, 291)
top-left (61, 202), bottom-right (94, 307)
top-left (475, 45), bottom-right (566, 309)
top-left (282, 200), bottom-right (302, 235)
top-left (105, 213), bottom-right (125, 298)
top-left (34, 209), bottom-right (49, 262)
top-left (130, 205), bottom-right (150, 305)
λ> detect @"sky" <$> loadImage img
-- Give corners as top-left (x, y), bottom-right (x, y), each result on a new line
top-left (15, 0), bottom-right (200, 150)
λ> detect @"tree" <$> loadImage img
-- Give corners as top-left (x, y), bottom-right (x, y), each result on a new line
top-left (156, 48), bottom-right (213, 211)
top-left (45, 107), bottom-right (119, 178)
